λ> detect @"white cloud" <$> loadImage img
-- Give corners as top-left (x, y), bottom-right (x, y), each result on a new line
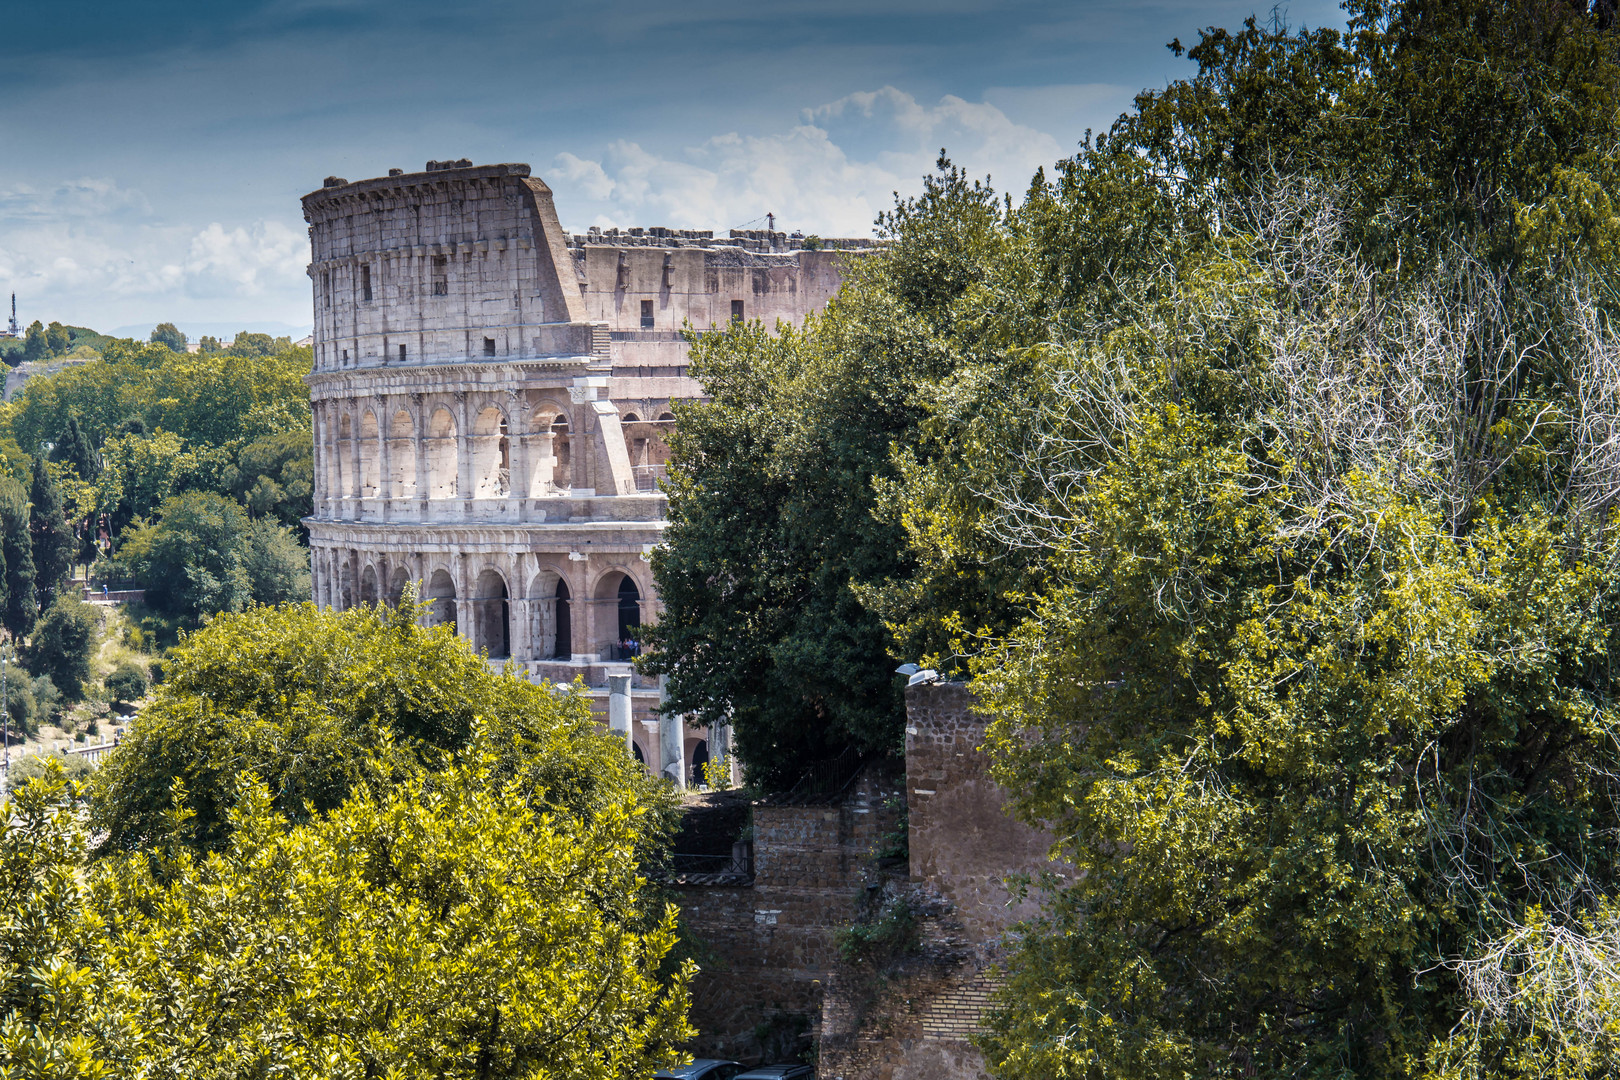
top-left (0, 177), bottom-right (311, 330)
top-left (549, 86), bottom-right (1068, 237)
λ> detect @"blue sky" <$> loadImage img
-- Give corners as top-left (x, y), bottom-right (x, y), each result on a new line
top-left (0, 0), bottom-right (1346, 338)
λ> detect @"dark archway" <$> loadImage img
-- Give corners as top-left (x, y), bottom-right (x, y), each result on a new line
top-left (553, 578), bottom-right (572, 659)
top-left (474, 569), bottom-right (510, 659)
top-left (618, 576), bottom-right (641, 645)
top-left (690, 740), bottom-right (710, 786)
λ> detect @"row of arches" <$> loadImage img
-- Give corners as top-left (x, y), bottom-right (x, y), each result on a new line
top-left (315, 392), bottom-right (677, 509)
top-left (317, 548), bottom-right (648, 663)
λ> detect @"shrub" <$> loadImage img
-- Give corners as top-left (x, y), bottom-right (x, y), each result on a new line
top-left (9, 751), bottom-right (94, 786)
top-left (104, 661), bottom-right (148, 707)
top-left (28, 596), bottom-right (96, 701)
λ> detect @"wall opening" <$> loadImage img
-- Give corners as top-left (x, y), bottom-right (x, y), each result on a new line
top-left (361, 264), bottom-right (372, 302)
top-left (552, 415), bottom-right (571, 490)
top-left (483, 337), bottom-right (496, 357)
top-left (399, 343), bottom-right (407, 362)
top-left (431, 255), bottom-right (448, 296)
top-left (386, 566), bottom-right (410, 607)
top-left (553, 578), bottom-right (572, 659)
top-left (641, 299), bottom-right (654, 329)
top-left (426, 569), bottom-right (457, 632)
top-left (473, 569), bottom-right (510, 659)
top-left (360, 564), bottom-right (379, 605)
top-left (691, 740), bottom-right (710, 786)
top-left (731, 299), bottom-right (744, 323)
top-left (472, 407), bottom-right (510, 498)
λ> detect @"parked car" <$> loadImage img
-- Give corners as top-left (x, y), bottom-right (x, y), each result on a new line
top-left (653, 1060), bottom-right (744, 1080)
top-left (732, 1067), bottom-right (814, 1080)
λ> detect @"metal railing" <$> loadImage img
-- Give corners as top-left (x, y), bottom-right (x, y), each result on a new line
top-left (633, 465), bottom-right (667, 492)
top-left (666, 850), bottom-right (754, 878)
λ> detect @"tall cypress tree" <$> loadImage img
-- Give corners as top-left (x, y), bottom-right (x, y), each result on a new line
top-left (0, 479), bottom-right (34, 640)
top-left (55, 417), bottom-right (99, 483)
top-left (29, 459), bottom-right (74, 610)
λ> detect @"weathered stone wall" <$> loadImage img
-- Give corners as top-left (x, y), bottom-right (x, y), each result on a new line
top-left (673, 766), bottom-right (905, 1062)
top-left (818, 681), bottom-right (1056, 1080)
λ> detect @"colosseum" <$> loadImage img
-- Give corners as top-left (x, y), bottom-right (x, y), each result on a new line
top-left (302, 159), bottom-right (865, 783)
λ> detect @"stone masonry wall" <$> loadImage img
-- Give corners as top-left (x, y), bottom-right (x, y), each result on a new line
top-left (819, 682), bottom-right (1056, 1080)
top-left (673, 766), bottom-right (905, 1062)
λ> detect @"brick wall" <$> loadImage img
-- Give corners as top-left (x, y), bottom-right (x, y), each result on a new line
top-left (818, 682), bottom-right (1056, 1080)
top-left (672, 766), bottom-right (905, 1062)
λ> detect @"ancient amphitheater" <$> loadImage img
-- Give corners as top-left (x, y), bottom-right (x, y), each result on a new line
top-left (303, 160), bottom-right (865, 782)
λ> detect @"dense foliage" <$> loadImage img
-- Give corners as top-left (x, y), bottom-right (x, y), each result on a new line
top-left (648, 0), bottom-right (1620, 1073)
top-left (0, 603), bottom-right (693, 1079)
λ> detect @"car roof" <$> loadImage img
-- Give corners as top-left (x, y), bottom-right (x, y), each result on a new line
top-left (733, 1067), bottom-right (812, 1079)
top-left (654, 1060), bottom-right (743, 1079)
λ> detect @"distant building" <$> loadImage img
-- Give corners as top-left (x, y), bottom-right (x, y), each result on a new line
top-left (302, 160), bottom-right (868, 780)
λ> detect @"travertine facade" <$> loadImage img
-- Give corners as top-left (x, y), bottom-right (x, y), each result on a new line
top-left (303, 160), bottom-right (863, 776)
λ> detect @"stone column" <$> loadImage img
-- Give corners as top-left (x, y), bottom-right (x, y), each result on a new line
top-left (378, 396), bottom-right (394, 509)
top-left (347, 399), bottom-right (362, 503)
top-left (659, 675), bottom-right (685, 788)
top-left (608, 672), bottom-right (634, 760)
top-left (529, 430), bottom-right (555, 496)
top-left (455, 392), bottom-right (473, 507)
top-left (412, 398), bottom-right (428, 510)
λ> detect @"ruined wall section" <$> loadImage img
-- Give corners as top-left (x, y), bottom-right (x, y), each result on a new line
top-left (818, 682), bottom-right (1058, 1080)
top-left (304, 163), bottom-right (592, 375)
top-left (673, 767), bottom-right (905, 1063)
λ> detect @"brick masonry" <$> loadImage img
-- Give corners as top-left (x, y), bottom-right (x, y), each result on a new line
top-left (672, 767), bottom-right (905, 1062)
top-left (670, 682), bottom-right (1053, 1073)
top-left (818, 682), bottom-right (1056, 1080)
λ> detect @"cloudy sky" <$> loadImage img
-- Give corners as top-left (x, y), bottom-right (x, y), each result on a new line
top-left (0, 0), bottom-right (1345, 339)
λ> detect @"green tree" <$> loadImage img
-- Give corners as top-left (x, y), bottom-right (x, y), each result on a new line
top-left (28, 458), bottom-right (75, 610)
top-left (0, 478), bottom-right (36, 640)
top-left (0, 765), bottom-right (108, 1079)
top-left (195, 335), bottom-right (221, 355)
top-left (44, 323), bottom-right (69, 356)
top-left (90, 752), bottom-right (693, 1079)
top-left (27, 596), bottom-right (95, 702)
top-left (102, 661), bottom-right (146, 708)
top-left (241, 517), bottom-right (310, 603)
top-left (221, 428), bottom-right (315, 532)
top-left (52, 417), bottom-right (99, 485)
top-left (147, 322), bottom-right (185, 352)
top-left (91, 599), bottom-right (675, 859)
top-left (642, 160), bottom-right (1012, 789)
top-left (20, 321), bottom-right (45, 364)
top-left (105, 492), bottom-right (252, 622)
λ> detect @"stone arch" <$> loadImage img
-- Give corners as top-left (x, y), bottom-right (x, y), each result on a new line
top-left (425, 406), bottom-right (457, 499)
top-left (360, 563), bottom-right (380, 605)
top-left (471, 568), bottom-right (511, 658)
top-left (657, 412), bottom-right (674, 422)
top-left (471, 406), bottom-right (510, 498)
top-left (425, 568), bottom-right (457, 631)
top-left (551, 414), bottom-right (571, 490)
top-left (389, 410), bottom-right (416, 498)
top-left (592, 568), bottom-right (644, 660)
top-left (552, 577), bottom-right (572, 659)
top-left (359, 410), bottom-right (381, 497)
top-left (622, 412), bottom-right (641, 422)
top-left (527, 567), bottom-right (561, 659)
top-left (337, 413), bottom-right (354, 500)
top-left (690, 739), bottom-right (710, 786)
top-left (387, 565), bottom-right (410, 606)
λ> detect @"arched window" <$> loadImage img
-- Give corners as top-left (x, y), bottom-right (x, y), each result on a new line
top-left (360, 564), bottom-right (379, 605)
top-left (474, 569), bottom-right (510, 659)
top-left (618, 576), bottom-right (641, 647)
top-left (426, 408), bottom-right (457, 499)
top-left (426, 569), bottom-right (457, 632)
top-left (553, 578), bottom-right (571, 659)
